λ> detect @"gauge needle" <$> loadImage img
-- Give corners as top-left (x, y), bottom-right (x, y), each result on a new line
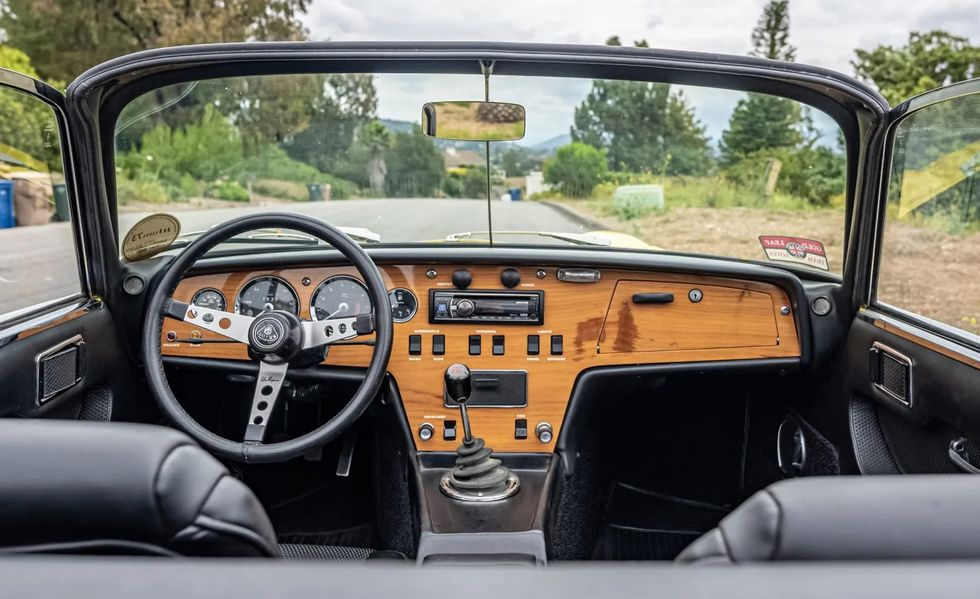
top-left (325, 302), bottom-right (350, 319)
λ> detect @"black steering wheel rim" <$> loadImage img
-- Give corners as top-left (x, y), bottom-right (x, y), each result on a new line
top-left (141, 212), bottom-right (393, 463)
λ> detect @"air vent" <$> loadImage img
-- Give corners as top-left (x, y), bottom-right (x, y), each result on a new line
top-left (869, 342), bottom-right (912, 407)
top-left (36, 335), bottom-right (83, 403)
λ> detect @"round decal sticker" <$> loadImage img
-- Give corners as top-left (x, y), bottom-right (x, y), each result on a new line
top-left (122, 213), bottom-right (181, 261)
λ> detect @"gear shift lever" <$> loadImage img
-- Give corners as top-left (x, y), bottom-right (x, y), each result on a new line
top-left (445, 363), bottom-right (474, 443)
top-left (440, 364), bottom-right (520, 501)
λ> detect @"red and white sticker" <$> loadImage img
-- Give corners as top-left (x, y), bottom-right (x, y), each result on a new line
top-left (758, 236), bottom-right (829, 271)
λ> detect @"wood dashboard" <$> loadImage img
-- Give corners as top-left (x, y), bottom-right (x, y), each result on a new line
top-left (161, 265), bottom-right (801, 452)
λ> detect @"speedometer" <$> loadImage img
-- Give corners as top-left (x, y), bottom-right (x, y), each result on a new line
top-left (311, 276), bottom-right (372, 320)
top-left (235, 276), bottom-right (299, 316)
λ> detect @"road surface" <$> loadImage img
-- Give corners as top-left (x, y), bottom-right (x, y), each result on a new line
top-left (0, 198), bottom-right (594, 315)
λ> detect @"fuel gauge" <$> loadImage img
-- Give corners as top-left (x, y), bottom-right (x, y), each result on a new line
top-left (388, 288), bottom-right (418, 323)
top-left (191, 288), bottom-right (227, 311)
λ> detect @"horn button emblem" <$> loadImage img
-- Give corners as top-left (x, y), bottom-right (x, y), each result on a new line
top-left (249, 315), bottom-right (287, 351)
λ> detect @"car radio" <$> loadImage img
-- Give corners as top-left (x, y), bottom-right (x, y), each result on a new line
top-left (429, 290), bottom-right (544, 324)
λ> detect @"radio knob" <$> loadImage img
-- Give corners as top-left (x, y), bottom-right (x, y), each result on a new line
top-left (456, 299), bottom-right (475, 317)
top-left (452, 269), bottom-right (472, 289)
top-left (501, 268), bottom-right (521, 288)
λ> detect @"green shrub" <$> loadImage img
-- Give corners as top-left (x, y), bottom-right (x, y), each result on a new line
top-left (543, 142), bottom-right (608, 197)
top-left (235, 145), bottom-right (360, 199)
top-left (722, 146), bottom-right (845, 206)
top-left (253, 179), bottom-right (309, 202)
top-left (116, 176), bottom-right (169, 204)
top-left (209, 181), bottom-right (249, 202)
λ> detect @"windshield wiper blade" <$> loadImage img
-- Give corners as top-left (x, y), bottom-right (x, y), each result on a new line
top-left (445, 230), bottom-right (612, 247)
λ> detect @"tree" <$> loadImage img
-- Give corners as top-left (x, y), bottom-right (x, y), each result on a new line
top-left (719, 0), bottom-right (801, 164)
top-left (0, 0), bottom-right (310, 82)
top-left (0, 45), bottom-right (62, 163)
top-left (853, 31), bottom-right (980, 105)
top-left (360, 120), bottom-right (392, 194)
top-left (543, 142), bottom-right (608, 197)
top-left (572, 80), bottom-right (711, 175)
top-left (750, 0), bottom-right (796, 61)
top-left (719, 94), bottom-right (804, 164)
top-left (384, 126), bottom-right (444, 197)
top-left (283, 74), bottom-right (378, 178)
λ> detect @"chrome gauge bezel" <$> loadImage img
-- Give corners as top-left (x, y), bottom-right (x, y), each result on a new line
top-left (190, 287), bottom-right (227, 312)
top-left (309, 275), bottom-right (372, 322)
top-left (388, 287), bottom-right (418, 323)
top-left (233, 275), bottom-right (300, 316)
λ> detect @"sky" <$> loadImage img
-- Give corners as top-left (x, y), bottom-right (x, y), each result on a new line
top-left (303, 0), bottom-right (980, 146)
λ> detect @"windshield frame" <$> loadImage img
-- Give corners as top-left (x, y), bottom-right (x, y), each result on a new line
top-left (70, 42), bottom-right (888, 283)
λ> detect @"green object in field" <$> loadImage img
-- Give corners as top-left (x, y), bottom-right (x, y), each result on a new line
top-left (53, 183), bottom-right (69, 222)
top-left (307, 183), bottom-right (324, 202)
top-left (613, 184), bottom-right (665, 219)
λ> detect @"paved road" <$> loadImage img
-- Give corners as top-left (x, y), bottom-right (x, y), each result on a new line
top-left (1, 199), bottom-right (591, 314)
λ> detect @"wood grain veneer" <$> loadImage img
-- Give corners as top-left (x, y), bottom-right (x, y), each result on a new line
top-left (161, 265), bottom-right (801, 452)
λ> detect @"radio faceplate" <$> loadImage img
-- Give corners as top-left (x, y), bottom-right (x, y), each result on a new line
top-left (429, 289), bottom-right (544, 325)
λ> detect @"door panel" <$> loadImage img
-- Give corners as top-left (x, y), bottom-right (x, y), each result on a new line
top-left (843, 80), bottom-right (980, 475)
top-left (0, 69), bottom-right (135, 423)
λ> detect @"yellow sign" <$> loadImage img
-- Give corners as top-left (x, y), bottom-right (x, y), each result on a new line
top-left (122, 213), bottom-right (181, 261)
top-left (898, 141), bottom-right (980, 218)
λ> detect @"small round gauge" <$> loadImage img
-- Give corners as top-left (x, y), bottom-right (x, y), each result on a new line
top-left (388, 288), bottom-right (418, 323)
top-left (191, 288), bottom-right (226, 311)
top-left (235, 276), bottom-right (299, 317)
top-left (311, 276), bottom-right (372, 320)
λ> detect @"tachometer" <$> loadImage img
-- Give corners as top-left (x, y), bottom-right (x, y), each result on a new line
top-left (235, 276), bottom-right (299, 316)
top-left (191, 288), bottom-right (226, 311)
top-left (311, 276), bottom-right (372, 320)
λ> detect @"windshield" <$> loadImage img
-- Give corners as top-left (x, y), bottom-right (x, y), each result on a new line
top-left (114, 72), bottom-right (846, 273)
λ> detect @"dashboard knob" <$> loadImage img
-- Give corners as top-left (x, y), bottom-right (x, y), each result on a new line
top-left (501, 268), bottom-right (521, 288)
top-left (456, 299), bottom-right (475, 317)
top-left (418, 423), bottom-right (435, 441)
top-left (535, 422), bottom-right (553, 444)
top-left (452, 269), bottom-right (472, 289)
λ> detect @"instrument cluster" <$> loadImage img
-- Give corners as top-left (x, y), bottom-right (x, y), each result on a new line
top-left (189, 275), bottom-right (417, 323)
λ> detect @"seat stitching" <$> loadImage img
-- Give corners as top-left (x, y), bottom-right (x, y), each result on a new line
top-left (715, 525), bottom-right (736, 563)
top-left (765, 489), bottom-right (785, 561)
top-left (151, 440), bottom-right (194, 536)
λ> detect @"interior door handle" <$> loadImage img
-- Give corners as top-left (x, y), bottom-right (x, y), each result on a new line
top-left (632, 293), bottom-right (674, 304)
top-left (948, 439), bottom-right (980, 474)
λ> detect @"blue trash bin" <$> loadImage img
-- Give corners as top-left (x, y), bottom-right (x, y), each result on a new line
top-left (508, 188), bottom-right (522, 201)
top-left (0, 180), bottom-right (14, 228)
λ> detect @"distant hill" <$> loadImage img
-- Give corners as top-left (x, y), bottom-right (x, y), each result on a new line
top-left (378, 118), bottom-right (415, 134)
top-left (527, 133), bottom-right (571, 152)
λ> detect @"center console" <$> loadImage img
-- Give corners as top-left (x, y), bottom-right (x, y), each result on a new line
top-left (412, 363), bottom-right (557, 565)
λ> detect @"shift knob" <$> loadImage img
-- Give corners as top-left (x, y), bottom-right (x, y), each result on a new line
top-left (445, 363), bottom-right (472, 404)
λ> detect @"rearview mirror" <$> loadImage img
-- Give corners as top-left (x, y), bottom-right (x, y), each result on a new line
top-left (422, 101), bottom-right (526, 142)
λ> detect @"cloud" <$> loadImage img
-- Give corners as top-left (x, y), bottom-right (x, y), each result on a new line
top-left (304, 0), bottom-right (979, 143)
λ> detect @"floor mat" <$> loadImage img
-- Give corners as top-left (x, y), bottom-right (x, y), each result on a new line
top-left (277, 524), bottom-right (375, 549)
top-left (595, 482), bottom-right (730, 560)
top-left (597, 525), bottom-right (701, 561)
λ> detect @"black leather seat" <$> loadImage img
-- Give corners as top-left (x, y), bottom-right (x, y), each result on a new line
top-left (677, 475), bottom-right (980, 563)
top-left (0, 419), bottom-right (380, 559)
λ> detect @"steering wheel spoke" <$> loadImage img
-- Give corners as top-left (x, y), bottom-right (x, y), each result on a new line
top-left (244, 360), bottom-right (288, 444)
top-left (300, 313), bottom-right (373, 349)
top-left (170, 302), bottom-right (255, 344)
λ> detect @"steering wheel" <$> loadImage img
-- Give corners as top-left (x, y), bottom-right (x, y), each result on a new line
top-left (141, 213), bottom-right (393, 463)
